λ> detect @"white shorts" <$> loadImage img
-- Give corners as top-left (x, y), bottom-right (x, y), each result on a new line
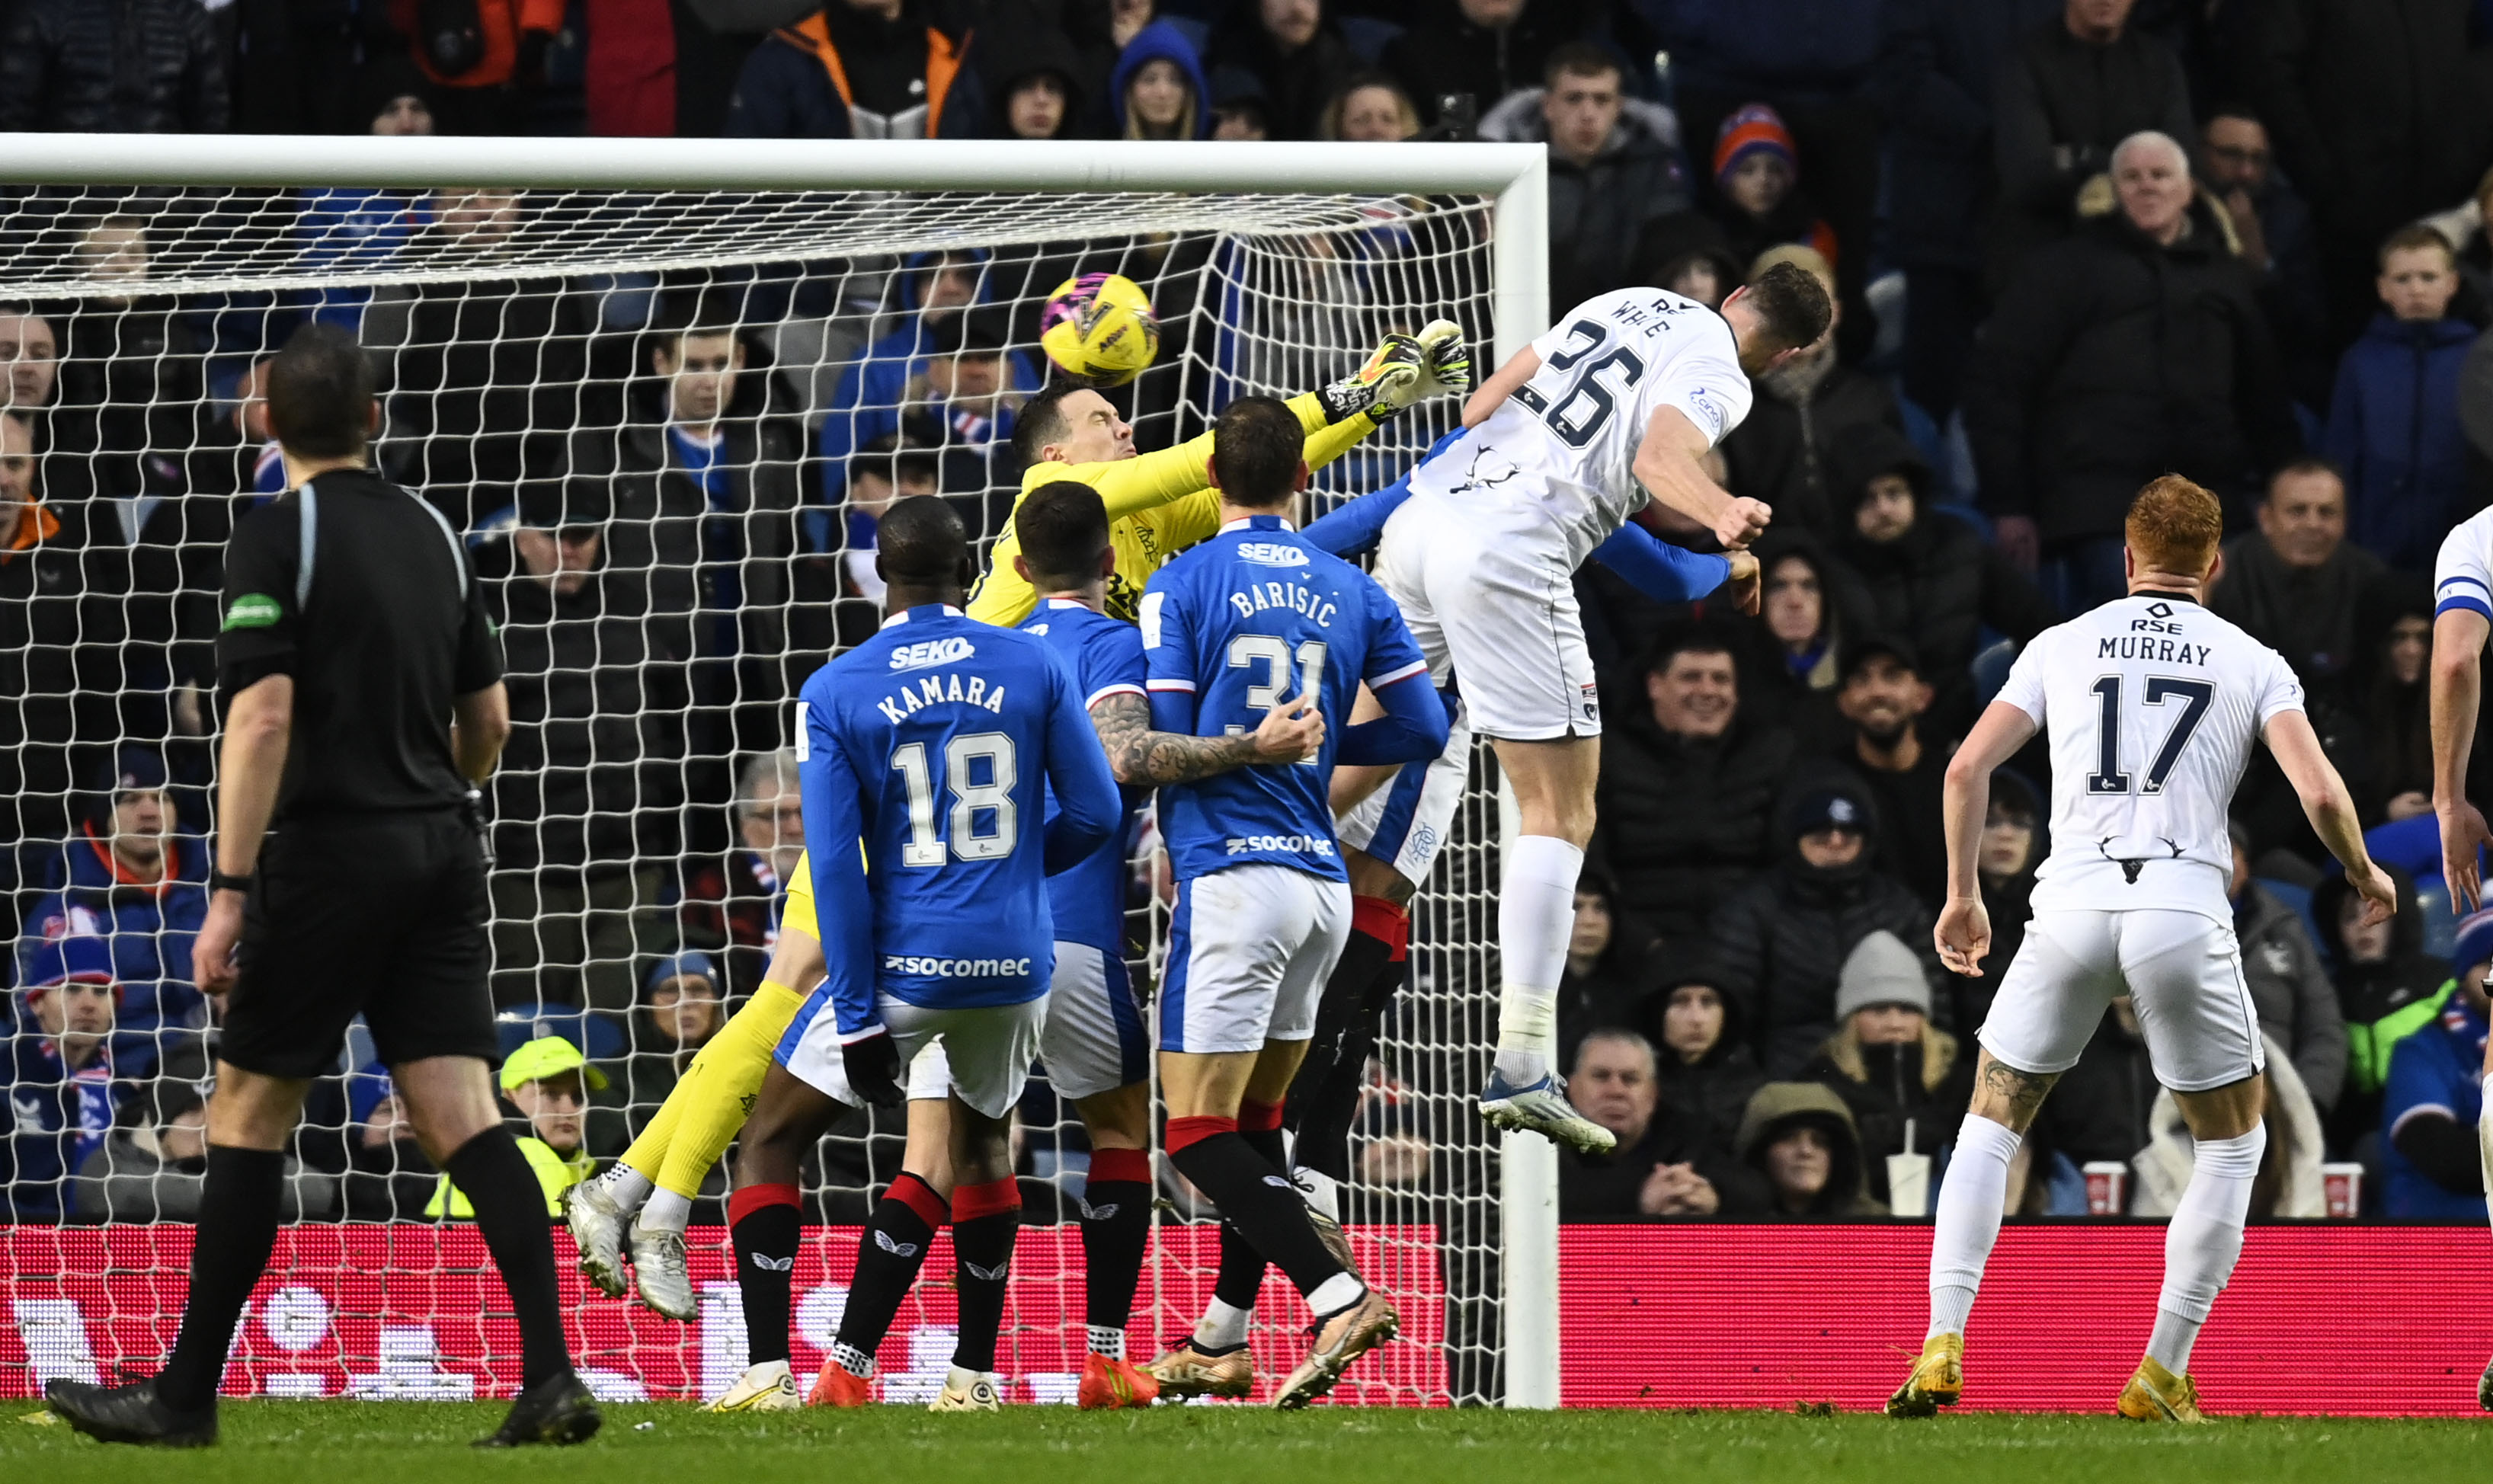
top-left (779, 995), bottom-right (1035, 1117)
top-left (1336, 694), bottom-right (1470, 886)
top-left (1161, 864), bottom-right (1352, 1054)
top-left (1041, 940), bottom-right (1148, 1101)
top-left (1980, 907), bottom-right (2266, 1094)
top-left (1376, 498), bottom-right (1599, 742)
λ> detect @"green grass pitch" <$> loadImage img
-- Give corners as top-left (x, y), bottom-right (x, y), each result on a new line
top-left (6, 1402), bottom-right (2487, 1482)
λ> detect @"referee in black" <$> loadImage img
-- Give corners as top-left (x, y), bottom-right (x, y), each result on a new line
top-left (46, 323), bottom-right (597, 1448)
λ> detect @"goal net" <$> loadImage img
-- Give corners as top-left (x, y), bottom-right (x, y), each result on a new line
top-left (0, 140), bottom-right (1544, 1409)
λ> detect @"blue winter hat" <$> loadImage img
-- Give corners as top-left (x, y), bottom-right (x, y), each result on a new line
top-left (22, 935), bottom-right (120, 1000)
top-left (2451, 908), bottom-right (2493, 979)
top-left (645, 950), bottom-right (720, 997)
top-left (99, 746), bottom-right (170, 796)
top-left (346, 1061), bottom-right (397, 1127)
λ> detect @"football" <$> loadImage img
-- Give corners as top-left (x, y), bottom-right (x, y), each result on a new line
top-left (1038, 271), bottom-right (1160, 387)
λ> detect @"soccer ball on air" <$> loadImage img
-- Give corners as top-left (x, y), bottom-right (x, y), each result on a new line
top-left (1039, 272), bottom-right (1160, 388)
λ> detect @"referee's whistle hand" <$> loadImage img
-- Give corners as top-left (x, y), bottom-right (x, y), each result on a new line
top-left (193, 893), bottom-right (245, 998)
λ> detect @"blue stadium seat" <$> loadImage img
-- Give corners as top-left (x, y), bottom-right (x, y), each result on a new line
top-left (494, 1001), bottom-right (626, 1061)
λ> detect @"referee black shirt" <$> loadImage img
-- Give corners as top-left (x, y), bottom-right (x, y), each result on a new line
top-left (217, 469), bottom-right (501, 815)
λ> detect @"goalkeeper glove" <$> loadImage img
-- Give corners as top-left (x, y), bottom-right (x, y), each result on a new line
top-left (1412, 320), bottom-right (1472, 401)
top-left (1319, 333), bottom-right (1426, 424)
top-left (841, 1028), bottom-right (906, 1108)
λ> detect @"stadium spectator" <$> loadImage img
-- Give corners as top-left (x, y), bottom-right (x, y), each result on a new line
top-left (48, 218), bottom-right (228, 510)
top-left (1320, 74), bottom-right (1421, 142)
top-left (1555, 868), bottom-right (1659, 1064)
top-left (2323, 226), bottom-right (2477, 572)
top-left (486, 481), bottom-right (689, 1012)
top-left (984, 24), bottom-right (1087, 140)
top-left (1733, 536), bottom-right (1860, 756)
top-left (1970, 130), bottom-right (2300, 611)
top-left (1718, 248), bottom-right (1898, 541)
top-left (429, 1036), bottom-right (602, 1218)
top-left (334, 1066), bottom-right (440, 1221)
top-left (590, 951), bottom-right (725, 1157)
top-left (1829, 638), bottom-right (1949, 909)
top-left (1800, 930), bottom-right (1973, 1205)
top-left (1479, 44), bottom-right (1688, 313)
top-left (2131, 1029), bottom-right (2331, 1218)
top-left (380, 189), bottom-right (594, 530)
top-left (1111, 21), bottom-right (1211, 141)
top-left (1870, 0), bottom-right (2063, 418)
top-left (2347, 576), bottom-right (2436, 822)
top-left (1733, 1080), bottom-right (1883, 1217)
top-left (2228, 826), bottom-right (2347, 1114)
top-left (2441, 166), bottom-right (2493, 320)
top-left (1987, 0), bottom-right (2194, 284)
top-left (898, 315), bottom-right (1031, 485)
top-left (817, 252), bottom-right (1035, 504)
top-left (833, 437), bottom-right (940, 606)
top-left (72, 1076), bottom-right (335, 1222)
top-left (1381, 0), bottom-right (1569, 132)
top-left (1631, 210), bottom-right (1743, 309)
top-left (676, 749), bottom-right (805, 1000)
top-left (720, 0), bottom-right (984, 139)
top-left (2208, 462), bottom-right (2383, 690)
top-left (0, 410), bottom-right (118, 859)
top-left (3, 938), bottom-right (152, 1222)
top-left (1205, 0), bottom-right (1355, 142)
top-left (1643, 965), bottom-right (1768, 1166)
top-left (1958, 768), bottom-right (2043, 1031)
top-left (1208, 66), bottom-right (1272, 140)
top-left (385, 0), bottom-right (559, 136)
top-left (2197, 104), bottom-right (2333, 409)
top-left (2379, 913), bottom-right (2492, 1217)
top-left (1830, 421), bottom-right (2055, 740)
top-left (1558, 1028), bottom-right (1768, 1217)
top-left (0, 0), bottom-right (229, 133)
top-left (1712, 779), bottom-right (1947, 1077)
top-left (0, 308), bottom-right (59, 414)
top-left (2315, 864), bottom-right (2445, 1154)
top-left (1654, 0), bottom-right (1883, 361)
top-left (17, 747), bottom-right (210, 1035)
top-left (2242, 0), bottom-right (2493, 347)
top-left (1703, 110), bottom-right (1840, 277)
top-left (1596, 628), bottom-right (1798, 951)
top-left (360, 54), bottom-right (438, 138)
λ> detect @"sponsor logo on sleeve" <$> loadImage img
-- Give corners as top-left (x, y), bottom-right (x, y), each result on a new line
top-left (222, 593), bottom-right (283, 631)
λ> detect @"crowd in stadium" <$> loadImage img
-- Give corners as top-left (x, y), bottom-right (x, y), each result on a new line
top-left (5, 0), bottom-right (2493, 1232)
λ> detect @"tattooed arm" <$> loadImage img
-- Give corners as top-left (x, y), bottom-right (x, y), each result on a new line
top-left (1090, 691), bottom-right (1323, 787)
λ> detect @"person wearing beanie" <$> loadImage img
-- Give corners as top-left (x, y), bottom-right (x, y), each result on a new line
top-left (4, 937), bottom-right (154, 1221)
top-left (1706, 104), bottom-right (1840, 282)
top-left (2374, 909), bottom-right (2493, 1217)
top-left (2313, 861), bottom-right (2443, 1152)
top-left (19, 745), bottom-right (212, 1035)
top-left (1711, 776), bottom-right (1949, 1077)
top-left (1801, 930), bottom-right (1973, 1204)
top-left (1638, 960), bottom-right (1767, 1163)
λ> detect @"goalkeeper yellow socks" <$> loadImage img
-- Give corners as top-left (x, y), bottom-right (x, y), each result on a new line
top-left (629, 979), bottom-right (808, 1230)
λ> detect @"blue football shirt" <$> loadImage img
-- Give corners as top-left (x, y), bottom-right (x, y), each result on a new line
top-left (1019, 597), bottom-right (1150, 955)
top-left (1141, 514), bottom-right (1431, 883)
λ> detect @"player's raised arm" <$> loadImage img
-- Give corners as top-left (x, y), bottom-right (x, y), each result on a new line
top-left (2433, 605), bottom-right (2492, 910)
top-left (1631, 405), bottom-right (1772, 551)
top-left (2267, 707), bottom-right (2399, 923)
top-left (1461, 342), bottom-right (1540, 428)
top-left (1935, 699), bottom-right (2041, 976)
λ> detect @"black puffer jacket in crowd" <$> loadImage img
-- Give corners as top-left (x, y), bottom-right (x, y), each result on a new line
top-left (1719, 351), bottom-right (1903, 544)
top-left (385, 278), bottom-right (597, 529)
top-left (0, 499), bottom-right (130, 851)
top-left (489, 568), bottom-right (690, 876)
top-left (1711, 788), bottom-right (1950, 1077)
top-left (1596, 704), bottom-right (1797, 948)
top-left (0, 0), bottom-right (229, 133)
top-left (1802, 1022), bottom-right (1976, 1203)
top-left (1965, 200), bottom-right (2302, 542)
top-left (1638, 964), bottom-right (1768, 1168)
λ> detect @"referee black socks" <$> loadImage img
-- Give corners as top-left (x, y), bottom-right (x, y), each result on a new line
top-left (157, 1144), bottom-right (286, 1411)
top-left (444, 1127), bottom-right (571, 1389)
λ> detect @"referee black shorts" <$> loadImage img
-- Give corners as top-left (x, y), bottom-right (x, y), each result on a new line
top-left (222, 808), bottom-right (500, 1079)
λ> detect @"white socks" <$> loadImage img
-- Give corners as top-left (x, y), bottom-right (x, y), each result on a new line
top-left (1493, 835), bottom-right (1585, 1084)
top-left (1295, 1166), bottom-right (1340, 1223)
top-left (639, 1187), bottom-right (693, 1236)
top-left (1926, 1115), bottom-right (2020, 1341)
top-left (594, 1162), bottom-right (654, 1211)
top-left (2149, 1124), bottom-right (2265, 1375)
top-left (1195, 1297), bottom-right (1253, 1350)
top-left (2478, 1074), bottom-right (2493, 1232)
top-left (1304, 1271), bottom-right (1366, 1317)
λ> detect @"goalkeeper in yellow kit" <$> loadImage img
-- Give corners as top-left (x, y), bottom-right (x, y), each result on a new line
top-left (565, 325), bottom-right (1467, 1321)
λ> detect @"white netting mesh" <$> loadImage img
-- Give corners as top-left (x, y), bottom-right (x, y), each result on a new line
top-left (0, 180), bottom-right (1512, 1406)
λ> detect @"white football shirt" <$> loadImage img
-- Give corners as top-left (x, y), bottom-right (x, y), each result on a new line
top-left (1405, 287), bottom-right (1753, 568)
top-left (2433, 505), bottom-right (2493, 622)
top-left (1995, 593), bottom-right (2305, 921)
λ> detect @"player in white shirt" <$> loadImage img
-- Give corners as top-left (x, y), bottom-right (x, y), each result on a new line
top-left (1888, 476), bottom-right (2395, 1423)
top-left (2423, 501), bottom-right (2493, 1409)
top-left (1371, 264), bottom-right (1832, 1150)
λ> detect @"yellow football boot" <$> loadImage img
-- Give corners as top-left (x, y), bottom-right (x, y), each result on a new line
top-left (1884, 1333), bottom-right (1963, 1417)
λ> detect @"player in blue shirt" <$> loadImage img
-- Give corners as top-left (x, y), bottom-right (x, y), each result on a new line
top-left (725, 496), bottom-right (1120, 1413)
top-left (1134, 397), bottom-right (1451, 1408)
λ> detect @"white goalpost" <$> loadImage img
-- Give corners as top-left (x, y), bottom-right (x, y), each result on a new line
top-left (0, 134), bottom-right (1556, 1409)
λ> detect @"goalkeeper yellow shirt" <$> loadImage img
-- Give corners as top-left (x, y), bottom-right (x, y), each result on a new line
top-left (967, 392), bottom-right (1379, 626)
